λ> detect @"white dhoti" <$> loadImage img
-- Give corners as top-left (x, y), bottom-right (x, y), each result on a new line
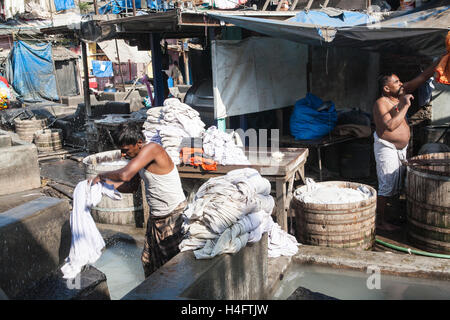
top-left (373, 132), bottom-right (407, 197)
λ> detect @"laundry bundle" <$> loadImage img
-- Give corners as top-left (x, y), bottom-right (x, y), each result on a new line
top-left (179, 168), bottom-right (299, 259)
top-left (202, 126), bottom-right (250, 165)
top-left (61, 180), bottom-right (122, 279)
top-left (294, 178), bottom-right (372, 205)
top-left (142, 98), bottom-right (206, 164)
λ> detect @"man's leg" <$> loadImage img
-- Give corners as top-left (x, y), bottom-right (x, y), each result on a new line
top-left (376, 195), bottom-right (400, 232)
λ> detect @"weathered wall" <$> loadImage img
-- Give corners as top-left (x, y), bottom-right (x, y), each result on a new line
top-left (310, 46), bottom-right (380, 113)
top-left (431, 82), bottom-right (450, 125)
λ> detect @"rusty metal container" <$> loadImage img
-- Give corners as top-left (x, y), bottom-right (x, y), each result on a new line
top-left (292, 181), bottom-right (376, 250)
top-left (406, 152), bottom-right (450, 254)
top-left (83, 150), bottom-right (144, 227)
top-left (14, 118), bottom-right (47, 143)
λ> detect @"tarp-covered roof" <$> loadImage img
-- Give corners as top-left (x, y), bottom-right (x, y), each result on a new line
top-left (208, 1), bottom-right (449, 57)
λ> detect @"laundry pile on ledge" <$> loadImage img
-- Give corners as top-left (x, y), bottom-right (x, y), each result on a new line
top-left (179, 168), bottom-right (299, 259)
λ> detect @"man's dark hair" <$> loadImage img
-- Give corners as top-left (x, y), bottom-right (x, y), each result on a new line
top-left (116, 122), bottom-right (145, 146)
top-left (173, 60), bottom-right (179, 66)
top-left (378, 72), bottom-right (395, 96)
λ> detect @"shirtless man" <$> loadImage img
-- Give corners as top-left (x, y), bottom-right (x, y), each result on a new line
top-left (90, 123), bottom-right (186, 277)
top-left (373, 61), bottom-right (439, 231)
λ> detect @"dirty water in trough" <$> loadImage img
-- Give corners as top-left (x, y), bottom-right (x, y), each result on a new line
top-left (92, 239), bottom-right (145, 300)
top-left (273, 264), bottom-right (450, 300)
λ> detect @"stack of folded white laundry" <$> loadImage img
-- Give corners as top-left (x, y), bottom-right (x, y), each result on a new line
top-left (179, 168), bottom-right (299, 259)
top-left (142, 98), bottom-right (206, 164)
top-left (202, 126), bottom-right (250, 165)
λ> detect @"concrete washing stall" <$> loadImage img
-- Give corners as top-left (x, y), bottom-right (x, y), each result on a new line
top-left (0, 130), bottom-right (110, 299)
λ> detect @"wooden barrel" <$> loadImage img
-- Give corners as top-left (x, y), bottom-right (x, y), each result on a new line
top-left (51, 129), bottom-right (63, 150)
top-left (292, 181), bottom-right (376, 250)
top-left (34, 129), bottom-right (54, 153)
top-left (83, 150), bottom-right (144, 227)
top-left (406, 152), bottom-right (450, 254)
top-left (14, 119), bottom-right (47, 143)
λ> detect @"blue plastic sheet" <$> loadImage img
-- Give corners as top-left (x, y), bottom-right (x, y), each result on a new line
top-left (92, 60), bottom-right (114, 78)
top-left (290, 93), bottom-right (337, 140)
top-left (54, 0), bottom-right (75, 11)
top-left (99, 0), bottom-right (142, 14)
top-left (10, 41), bottom-right (59, 102)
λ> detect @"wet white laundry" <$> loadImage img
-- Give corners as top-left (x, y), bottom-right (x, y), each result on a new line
top-left (60, 180), bottom-right (122, 279)
top-left (294, 178), bottom-right (372, 204)
top-left (179, 169), bottom-right (299, 259)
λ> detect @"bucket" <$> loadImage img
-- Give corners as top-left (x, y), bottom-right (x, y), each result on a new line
top-left (292, 181), bottom-right (376, 249)
top-left (14, 118), bottom-right (47, 143)
top-left (406, 152), bottom-right (450, 254)
top-left (83, 150), bottom-right (144, 227)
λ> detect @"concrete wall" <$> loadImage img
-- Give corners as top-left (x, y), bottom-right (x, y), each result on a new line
top-left (0, 130), bottom-right (41, 196)
top-left (310, 46), bottom-right (380, 114)
top-left (0, 197), bottom-right (71, 298)
top-left (122, 233), bottom-right (269, 300)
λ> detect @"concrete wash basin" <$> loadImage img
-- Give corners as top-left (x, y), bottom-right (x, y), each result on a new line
top-left (0, 130), bottom-right (41, 196)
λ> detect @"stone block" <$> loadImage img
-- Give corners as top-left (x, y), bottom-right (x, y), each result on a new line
top-left (122, 233), bottom-right (268, 300)
top-left (0, 138), bottom-right (41, 196)
top-left (18, 266), bottom-right (111, 300)
top-left (0, 196), bottom-right (71, 298)
top-left (0, 134), bottom-right (11, 147)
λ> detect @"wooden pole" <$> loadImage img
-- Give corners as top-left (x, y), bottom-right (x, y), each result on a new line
top-left (93, 0), bottom-right (98, 14)
top-left (132, 0), bottom-right (137, 16)
top-left (114, 38), bottom-right (126, 91)
top-left (81, 41), bottom-right (91, 118)
top-left (182, 39), bottom-right (190, 85)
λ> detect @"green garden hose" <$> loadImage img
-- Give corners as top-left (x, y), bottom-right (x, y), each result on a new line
top-left (375, 238), bottom-right (450, 259)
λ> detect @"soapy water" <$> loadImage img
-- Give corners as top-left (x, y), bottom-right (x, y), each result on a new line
top-left (92, 239), bottom-right (145, 300)
top-left (273, 264), bottom-right (450, 300)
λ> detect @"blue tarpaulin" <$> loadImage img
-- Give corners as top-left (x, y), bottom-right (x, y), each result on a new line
top-left (54, 0), bottom-right (76, 11)
top-left (290, 93), bottom-right (337, 140)
top-left (99, 0), bottom-right (142, 14)
top-left (10, 41), bottom-right (59, 102)
top-left (92, 60), bottom-right (114, 78)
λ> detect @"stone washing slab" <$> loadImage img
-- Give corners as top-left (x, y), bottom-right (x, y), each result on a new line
top-left (0, 196), bottom-right (71, 298)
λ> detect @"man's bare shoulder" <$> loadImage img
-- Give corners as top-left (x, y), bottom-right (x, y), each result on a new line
top-left (373, 97), bottom-right (390, 113)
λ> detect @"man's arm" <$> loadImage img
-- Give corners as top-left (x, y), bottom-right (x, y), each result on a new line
top-left (91, 144), bottom-right (157, 185)
top-left (403, 59), bottom-right (440, 94)
top-left (375, 95), bottom-right (413, 132)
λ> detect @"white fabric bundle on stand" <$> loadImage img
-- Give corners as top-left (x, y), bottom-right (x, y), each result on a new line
top-left (179, 168), bottom-right (299, 259)
top-left (61, 181), bottom-right (122, 279)
top-left (141, 98), bottom-right (205, 164)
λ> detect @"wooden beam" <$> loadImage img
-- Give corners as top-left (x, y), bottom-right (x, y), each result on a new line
top-left (132, 0), bottom-right (137, 16)
top-left (81, 41), bottom-right (91, 118)
top-left (93, 0), bottom-right (98, 14)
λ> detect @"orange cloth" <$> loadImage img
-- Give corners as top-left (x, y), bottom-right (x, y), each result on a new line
top-left (180, 147), bottom-right (217, 171)
top-left (435, 31), bottom-right (450, 85)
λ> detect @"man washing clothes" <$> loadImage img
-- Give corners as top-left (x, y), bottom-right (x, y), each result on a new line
top-left (373, 60), bottom-right (439, 232)
top-left (90, 122), bottom-right (187, 277)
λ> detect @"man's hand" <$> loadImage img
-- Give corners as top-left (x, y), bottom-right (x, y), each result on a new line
top-left (399, 94), bottom-right (414, 109)
top-left (88, 175), bottom-right (102, 186)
